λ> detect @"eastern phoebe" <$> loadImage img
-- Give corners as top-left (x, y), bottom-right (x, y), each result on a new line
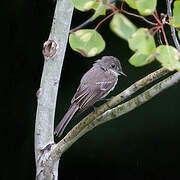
top-left (54, 56), bottom-right (126, 137)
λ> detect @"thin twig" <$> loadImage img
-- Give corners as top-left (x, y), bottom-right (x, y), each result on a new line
top-left (70, 17), bottom-right (92, 33)
top-left (120, 0), bottom-right (125, 10)
top-left (120, 0), bottom-right (157, 26)
top-left (155, 10), bottom-right (159, 19)
top-left (166, 0), bottom-right (180, 52)
top-left (161, 25), bottom-right (169, 45)
top-left (107, 3), bottom-right (119, 11)
top-left (95, 9), bottom-right (119, 30)
top-left (152, 13), bottom-right (169, 45)
top-left (166, 0), bottom-right (173, 17)
top-left (70, 8), bottom-right (117, 33)
top-left (121, 9), bottom-right (158, 26)
top-left (149, 26), bottom-right (161, 36)
top-left (152, 13), bottom-right (161, 25)
top-left (157, 29), bottom-right (163, 45)
top-left (70, 1), bottom-right (118, 33)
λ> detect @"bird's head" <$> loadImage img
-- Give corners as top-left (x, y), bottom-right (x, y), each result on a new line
top-left (94, 56), bottom-right (126, 77)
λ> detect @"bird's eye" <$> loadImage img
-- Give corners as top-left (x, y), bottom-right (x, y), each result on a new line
top-left (111, 63), bottom-right (116, 68)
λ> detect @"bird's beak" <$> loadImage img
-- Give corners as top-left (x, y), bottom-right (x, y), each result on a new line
top-left (119, 71), bottom-right (127, 77)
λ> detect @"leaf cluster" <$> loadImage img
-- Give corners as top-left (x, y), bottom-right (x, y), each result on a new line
top-left (69, 0), bottom-right (180, 71)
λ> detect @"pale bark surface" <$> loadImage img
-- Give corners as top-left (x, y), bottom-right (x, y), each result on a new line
top-left (34, 0), bottom-right (73, 179)
top-left (34, 0), bottom-right (180, 180)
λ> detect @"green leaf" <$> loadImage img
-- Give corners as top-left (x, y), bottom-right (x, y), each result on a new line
top-left (125, 0), bottom-right (136, 9)
top-left (129, 52), bottom-right (155, 67)
top-left (155, 45), bottom-right (180, 71)
top-left (91, 1), bottom-right (109, 20)
top-left (70, 0), bottom-right (110, 20)
top-left (69, 29), bottom-right (105, 57)
top-left (128, 28), bottom-right (156, 55)
top-left (110, 13), bottom-right (137, 40)
top-left (135, 0), bottom-right (157, 16)
top-left (69, 0), bottom-right (98, 11)
top-left (178, 31), bottom-right (180, 40)
top-left (169, 1), bottom-right (180, 27)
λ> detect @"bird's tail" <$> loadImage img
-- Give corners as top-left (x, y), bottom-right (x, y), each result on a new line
top-left (54, 103), bottom-right (79, 137)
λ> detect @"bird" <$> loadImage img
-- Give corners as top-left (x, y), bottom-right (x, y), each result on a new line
top-left (54, 56), bottom-right (126, 137)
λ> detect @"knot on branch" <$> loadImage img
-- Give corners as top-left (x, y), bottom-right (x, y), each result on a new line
top-left (42, 40), bottom-right (57, 59)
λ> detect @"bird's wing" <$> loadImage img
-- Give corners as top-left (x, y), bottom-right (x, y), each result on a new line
top-left (74, 79), bottom-right (117, 115)
top-left (71, 67), bottom-right (117, 115)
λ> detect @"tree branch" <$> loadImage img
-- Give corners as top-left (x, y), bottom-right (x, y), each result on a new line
top-left (51, 71), bottom-right (180, 157)
top-left (49, 67), bottom-right (171, 158)
top-left (166, 0), bottom-right (180, 52)
top-left (87, 71), bottom-right (180, 128)
top-left (34, 0), bottom-right (73, 179)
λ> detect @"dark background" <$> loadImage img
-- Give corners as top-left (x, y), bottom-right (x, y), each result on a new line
top-left (2, 0), bottom-right (180, 179)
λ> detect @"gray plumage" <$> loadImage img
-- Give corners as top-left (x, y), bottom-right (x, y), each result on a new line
top-left (54, 56), bottom-right (126, 137)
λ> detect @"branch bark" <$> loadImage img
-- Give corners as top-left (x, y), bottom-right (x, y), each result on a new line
top-left (34, 0), bottom-right (73, 179)
top-left (52, 71), bottom-right (180, 157)
top-left (48, 67), bottom-right (174, 158)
